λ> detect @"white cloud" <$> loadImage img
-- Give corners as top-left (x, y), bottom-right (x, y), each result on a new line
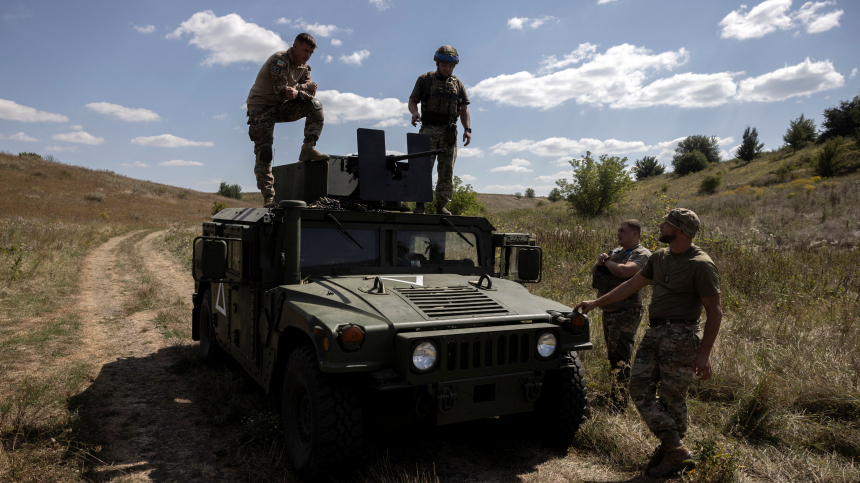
top-left (69, 125), bottom-right (83, 131)
top-left (613, 72), bottom-right (740, 108)
top-left (483, 184), bottom-right (526, 192)
top-left (736, 58), bottom-right (844, 102)
top-left (86, 102), bottom-right (161, 122)
top-left (324, 55), bottom-right (333, 63)
top-left (130, 134), bottom-right (214, 147)
top-left (850, 68), bottom-right (858, 79)
top-left (471, 44), bottom-right (690, 110)
top-left (8, 132), bottom-right (38, 142)
top-left (372, 118), bottom-right (408, 128)
top-left (460, 174), bottom-right (477, 182)
top-left (719, 0), bottom-right (843, 40)
top-left (458, 147), bottom-right (484, 158)
top-left (213, 113), bottom-right (227, 120)
top-left (507, 16), bottom-right (557, 30)
top-left (340, 49), bottom-right (370, 66)
top-left (159, 159), bottom-right (204, 166)
top-left (199, 178), bottom-right (222, 185)
top-left (0, 99), bottom-right (69, 122)
top-left (52, 130), bottom-right (105, 145)
top-left (120, 161), bottom-right (149, 168)
top-left (330, 38), bottom-right (342, 47)
top-left (597, 0), bottom-right (618, 3)
top-left (534, 170), bottom-right (575, 183)
top-left (167, 11), bottom-right (288, 66)
top-left (538, 43), bottom-right (597, 74)
top-left (491, 137), bottom-right (650, 157)
top-left (44, 145), bottom-right (76, 152)
top-left (277, 18), bottom-right (351, 37)
top-left (134, 25), bottom-right (155, 34)
top-left (316, 90), bottom-right (408, 125)
top-left (794, 1), bottom-right (843, 33)
top-left (490, 158), bottom-right (533, 173)
top-left (370, 0), bottom-right (392, 11)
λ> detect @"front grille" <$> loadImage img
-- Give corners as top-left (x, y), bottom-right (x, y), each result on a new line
top-left (395, 286), bottom-right (511, 319)
top-left (440, 331), bottom-right (533, 373)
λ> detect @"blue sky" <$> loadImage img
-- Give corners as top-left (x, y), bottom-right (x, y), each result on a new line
top-left (1, 0), bottom-right (857, 196)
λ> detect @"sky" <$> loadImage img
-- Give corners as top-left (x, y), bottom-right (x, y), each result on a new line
top-left (1, 0), bottom-right (858, 196)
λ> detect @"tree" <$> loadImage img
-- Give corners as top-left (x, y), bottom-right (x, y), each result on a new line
top-left (513, 192), bottom-right (522, 199)
top-left (820, 93), bottom-right (860, 142)
top-left (735, 126), bottom-right (764, 163)
top-left (556, 151), bottom-right (634, 217)
top-left (699, 172), bottom-right (723, 195)
top-left (672, 151), bottom-right (709, 176)
top-left (217, 182), bottom-right (242, 199)
top-left (673, 135), bottom-right (721, 165)
top-left (633, 155), bottom-right (665, 180)
top-left (525, 188), bottom-right (535, 198)
top-left (782, 114), bottom-right (817, 153)
top-left (813, 137), bottom-right (844, 178)
top-left (547, 187), bottom-right (562, 202)
top-left (424, 176), bottom-right (485, 215)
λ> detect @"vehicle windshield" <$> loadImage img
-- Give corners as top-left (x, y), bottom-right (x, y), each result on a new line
top-left (396, 230), bottom-right (478, 267)
top-left (301, 228), bottom-right (379, 270)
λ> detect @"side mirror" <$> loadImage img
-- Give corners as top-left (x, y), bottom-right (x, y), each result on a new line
top-left (516, 247), bottom-right (542, 282)
top-left (194, 238), bottom-right (227, 281)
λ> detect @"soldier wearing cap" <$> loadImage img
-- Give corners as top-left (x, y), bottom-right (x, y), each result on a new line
top-left (408, 45), bottom-right (472, 215)
top-left (247, 32), bottom-right (330, 207)
top-left (590, 219), bottom-right (651, 411)
top-left (575, 208), bottom-right (722, 478)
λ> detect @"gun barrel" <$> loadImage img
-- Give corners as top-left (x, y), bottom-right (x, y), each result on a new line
top-left (386, 149), bottom-right (445, 162)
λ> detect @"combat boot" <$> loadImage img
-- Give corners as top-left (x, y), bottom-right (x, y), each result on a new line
top-left (647, 438), bottom-right (694, 478)
top-left (645, 442), bottom-right (665, 470)
top-left (413, 202), bottom-right (425, 214)
top-left (436, 201), bottom-right (451, 216)
top-left (298, 143), bottom-right (330, 162)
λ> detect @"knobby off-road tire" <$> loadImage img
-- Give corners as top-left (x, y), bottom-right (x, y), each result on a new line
top-left (198, 289), bottom-right (225, 365)
top-left (534, 351), bottom-right (589, 441)
top-left (282, 346), bottom-right (363, 479)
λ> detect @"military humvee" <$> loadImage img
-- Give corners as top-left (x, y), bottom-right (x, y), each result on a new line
top-left (191, 129), bottom-right (591, 478)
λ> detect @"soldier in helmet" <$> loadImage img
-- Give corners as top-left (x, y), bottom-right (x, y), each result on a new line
top-left (575, 208), bottom-right (722, 478)
top-left (247, 32), bottom-right (330, 207)
top-left (408, 45), bottom-right (471, 215)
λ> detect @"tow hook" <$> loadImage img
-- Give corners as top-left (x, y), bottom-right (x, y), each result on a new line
top-left (437, 387), bottom-right (457, 413)
top-left (525, 377), bottom-right (542, 401)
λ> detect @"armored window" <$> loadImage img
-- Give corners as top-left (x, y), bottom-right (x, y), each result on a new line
top-left (395, 230), bottom-right (478, 268)
top-left (300, 228), bottom-right (380, 270)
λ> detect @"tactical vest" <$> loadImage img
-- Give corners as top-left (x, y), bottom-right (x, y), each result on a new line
top-left (421, 72), bottom-right (460, 125)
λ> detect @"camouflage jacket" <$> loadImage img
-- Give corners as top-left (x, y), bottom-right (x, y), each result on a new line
top-left (246, 48), bottom-right (314, 107)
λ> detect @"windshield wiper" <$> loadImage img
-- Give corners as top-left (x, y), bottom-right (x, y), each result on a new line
top-left (440, 217), bottom-right (475, 247)
top-left (325, 212), bottom-right (364, 250)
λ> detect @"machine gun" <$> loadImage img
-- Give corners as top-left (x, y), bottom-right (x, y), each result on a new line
top-left (273, 128), bottom-right (443, 204)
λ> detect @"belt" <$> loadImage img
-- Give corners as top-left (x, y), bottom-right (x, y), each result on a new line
top-left (649, 317), bottom-right (698, 327)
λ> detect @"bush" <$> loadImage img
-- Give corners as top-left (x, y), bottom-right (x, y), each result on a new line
top-left (633, 155), bottom-right (665, 180)
top-left (556, 151), bottom-right (634, 217)
top-left (211, 201), bottom-right (229, 215)
top-left (673, 135), bottom-right (721, 165)
top-left (423, 176), bottom-right (485, 216)
top-left (84, 192), bottom-right (105, 202)
top-left (217, 182), bottom-right (242, 199)
top-left (699, 172), bottom-right (723, 194)
top-left (813, 137), bottom-right (844, 178)
top-left (547, 187), bottom-right (562, 202)
top-left (672, 151), bottom-right (709, 175)
top-left (525, 188), bottom-right (535, 198)
top-left (514, 192), bottom-right (522, 200)
top-left (18, 152), bottom-right (41, 158)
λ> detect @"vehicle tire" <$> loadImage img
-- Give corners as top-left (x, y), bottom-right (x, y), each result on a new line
top-left (282, 346), bottom-right (363, 478)
top-left (534, 351), bottom-right (589, 440)
top-left (198, 289), bottom-right (225, 364)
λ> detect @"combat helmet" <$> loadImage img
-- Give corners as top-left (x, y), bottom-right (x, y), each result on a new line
top-left (434, 45), bottom-right (459, 64)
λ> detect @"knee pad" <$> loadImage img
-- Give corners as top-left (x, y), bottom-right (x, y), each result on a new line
top-left (260, 145), bottom-right (273, 164)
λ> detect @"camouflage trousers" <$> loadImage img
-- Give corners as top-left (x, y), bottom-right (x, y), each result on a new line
top-left (628, 323), bottom-right (701, 441)
top-left (602, 308), bottom-right (643, 404)
top-left (247, 100), bottom-right (324, 199)
top-left (419, 124), bottom-right (457, 204)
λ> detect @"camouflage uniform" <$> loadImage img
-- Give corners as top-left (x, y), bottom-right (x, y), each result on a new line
top-left (409, 72), bottom-right (469, 205)
top-left (247, 48), bottom-right (324, 201)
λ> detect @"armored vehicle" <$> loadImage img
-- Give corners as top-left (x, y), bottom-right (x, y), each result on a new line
top-left (191, 129), bottom-right (591, 478)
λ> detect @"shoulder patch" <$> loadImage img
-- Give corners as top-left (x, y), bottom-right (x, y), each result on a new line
top-left (275, 60), bottom-right (286, 67)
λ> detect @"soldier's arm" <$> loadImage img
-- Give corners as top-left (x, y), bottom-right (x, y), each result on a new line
top-left (605, 258), bottom-right (642, 278)
top-left (574, 272), bottom-right (651, 314)
top-left (408, 97), bottom-right (421, 126)
top-left (694, 293), bottom-right (722, 381)
top-left (296, 68), bottom-right (316, 99)
top-left (460, 104), bottom-right (471, 146)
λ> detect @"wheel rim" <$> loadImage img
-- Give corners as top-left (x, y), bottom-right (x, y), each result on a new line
top-left (292, 383), bottom-right (312, 449)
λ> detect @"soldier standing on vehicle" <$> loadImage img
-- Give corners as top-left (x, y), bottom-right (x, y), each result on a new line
top-left (575, 208), bottom-right (722, 478)
top-left (247, 32), bottom-right (329, 206)
top-left (590, 220), bottom-right (651, 411)
top-left (408, 45), bottom-right (471, 215)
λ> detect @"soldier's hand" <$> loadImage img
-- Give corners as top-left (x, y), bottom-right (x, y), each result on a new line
top-left (574, 300), bottom-right (597, 314)
top-left (597, 253), bottom-right (609, 265)
top-left (306, 82), bottom-right (317, 96)
top-left (411, 112), bottom-right (421, 126)
top-left (693, 353), bottom-right (712, 380)
top-left (285, 86), bottom-right (299, 100)
top-left (463, 130), bottom-right (471, 146)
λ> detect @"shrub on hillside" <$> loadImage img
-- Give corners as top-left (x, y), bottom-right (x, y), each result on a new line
top-left (813, 137), bottom-right (845, 178)
top-left (422, 176), bottom-right (485, 216)
top-left (735, 126), bottom-right (764, 163)
top-left (699, 172), bottom-right (723, 194)
top-left (633, 155), bottom-right (665, 180)
top-left (547, 187), bottom-right (562, 202)
top-left (525, 188), bottom-right (535, 198)
top-left (18, 152), bottom-right (41, 159)
top-left (514, 192), bottom-right (522, 200)
top-left (783, 114), bottom-right (817, 153)
top-left (672, 151), bottom-right (709, 175)
top-left (820, 92), bottom-right (860, 142)
top-left (217, 182), bottom-right (242, 199)
top-left (84, 192), bottom-right (105, 202)
top-left (211, 200), bottom-right (229, 215)
top-left (556, 151), bottom-right (633, 217)
top-left (673, 135), bottom-right (721, 165)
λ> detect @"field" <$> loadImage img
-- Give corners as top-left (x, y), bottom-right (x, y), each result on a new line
top-left (1, 145), bottom-right (859, 482)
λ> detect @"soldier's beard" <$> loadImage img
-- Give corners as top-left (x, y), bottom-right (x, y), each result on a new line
top-left (659, 232), bottom-right (676, 243)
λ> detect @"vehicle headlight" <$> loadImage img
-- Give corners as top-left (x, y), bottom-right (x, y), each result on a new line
top-left (411, 341), bottom-right (437, 372)
top-left (536, 331), bottom-right (557, 359)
